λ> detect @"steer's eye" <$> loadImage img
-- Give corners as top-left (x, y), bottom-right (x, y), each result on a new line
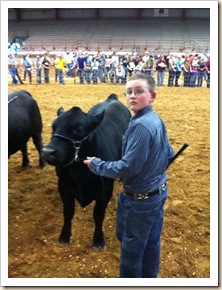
top-left (74, 125), bottom-right (84, 135)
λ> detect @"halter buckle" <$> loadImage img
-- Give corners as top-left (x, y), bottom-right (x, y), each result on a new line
top-left (74, 141), bottom-right (81, 162)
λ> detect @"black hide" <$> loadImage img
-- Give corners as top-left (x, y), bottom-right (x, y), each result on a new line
top-left (8, 90), bottom-right (45, 168)
top-left (42, 94), bottom-right (131, 249)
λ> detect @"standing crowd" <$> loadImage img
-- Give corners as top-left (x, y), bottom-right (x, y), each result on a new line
top-left (8, 50), bottom-right (210, 88)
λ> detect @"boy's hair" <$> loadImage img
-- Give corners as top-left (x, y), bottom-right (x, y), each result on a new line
top-left (128, 73), bottom-right (156, 92)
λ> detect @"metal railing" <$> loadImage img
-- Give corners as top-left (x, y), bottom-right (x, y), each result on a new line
top-left (20, 38), bottom-right (210, 55)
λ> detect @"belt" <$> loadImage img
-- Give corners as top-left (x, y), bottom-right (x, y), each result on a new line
top-left (123, 183), bottom-right (167, 200)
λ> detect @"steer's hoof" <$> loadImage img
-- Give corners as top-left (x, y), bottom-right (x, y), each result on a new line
top-left (22, 165), bottom-right (29, 170)
top-left (40, 161), bottom-right (47, 169)
top-left (58, 241), bottom-right (69, 247)
top-left (58, 237), bottom-right (70, 247)
top-left (93, 245), bottom-right (107, 252)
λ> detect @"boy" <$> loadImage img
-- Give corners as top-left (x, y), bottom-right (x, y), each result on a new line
top-left (84, 73), bottom-right (174, 278)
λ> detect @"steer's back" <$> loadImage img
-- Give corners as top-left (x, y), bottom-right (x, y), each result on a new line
top-left (91, 98), bottom-right (131, 161)
top-left (8, 90), bottom-right (43, 156)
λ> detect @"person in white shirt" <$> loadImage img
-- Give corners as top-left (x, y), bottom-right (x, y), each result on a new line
top-left (111, 52), bottom-right (119, 73)
top-left (142, 51), bottom-right (150, 63)
top-left (115, 65), bottom-right (124, 85)
top-left (65, 51), bottom-right (74, 77)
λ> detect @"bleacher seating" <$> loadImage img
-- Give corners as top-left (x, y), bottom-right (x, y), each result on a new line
top-left (8, 18), bottom-right (210, 54)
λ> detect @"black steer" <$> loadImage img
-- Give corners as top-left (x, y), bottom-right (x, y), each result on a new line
top-left (42, 94), bottom-right (131, 250)
top-left (8, 90), bottom-right (46, 169)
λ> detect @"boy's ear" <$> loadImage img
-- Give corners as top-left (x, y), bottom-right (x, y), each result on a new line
top-left (150, 91), bottom-right (156, 104)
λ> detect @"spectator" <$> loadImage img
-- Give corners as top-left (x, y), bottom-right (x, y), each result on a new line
top-left (21, 54), bottom-right (32, 84)
top-left (202, 53), bottom-right (209, 84)
top-left (98, 52), bottom-right (106, 83)
top-left (183, 56), bottom-right (192, 87)
top-left (121, 53), bottom-right (129, 84)
top-left (53, 54), bottom-right (59, 82)
top-left (77, 52), bottom-right (86, 84)
top-left (8, 54), bottom-right (18, 85)
top-left (133, 53), bottom-right (141, 66)
top-left (108, 69), bottom-right (116, 83)
top-left (35, 55), bottom-right (42, 84)
top-left (9, 38), bottom-right (20, 54)
top-left (105, 55), bottom-right (113, 81)
top-left (111, 52), bottom-right (119, 73)
top-left (54, 53), bottom-right (66, 84)
top-left (115, 64), bottom-right (124, 85)
top-left (127, 56), bottom-right (136, 77)
top-left (156, 55), bottom-right (167, 86)
top-left (197, 55), bottom-right (206, 87)
top-left (65, 51), bottom-right (73, 77)
top-left (135, 60), bottom-right (144, 74)
top-left (71, 52), bottom-right (78, 83)
top-left (190, 55), bottom-right (199, 87)
top-left (205, 58), bottom-right (210, 88)
top-left (84, 55), bottom-right (92, 84)
top-left (142, 50), bottom-right (149, 63)
top-left (91, 55), bottom-right (99, 84)
top-left (144, 55), bottom-right (155, 77)
top-left (174, 55), bottom-right (183, 87)
top-left (14, 56), bottom-right (24, 84)
top-left (167, 54), bottom-right (176, 87)
top-left (42, 53), bottom-right (51, 83)
top-left (188, 53), bottom-right (194, 64)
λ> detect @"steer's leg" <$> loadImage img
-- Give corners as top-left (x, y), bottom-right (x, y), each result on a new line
top-left (93, 199), bottom-right (106, 250)
top-left (21, 144), bottom-right (29, 168)
top-left (58, 183), bottom-right (75, 245)
top-left (93, 182), bottom-right (113, 250)
top-left (32, 133), bottom-right (46, 169)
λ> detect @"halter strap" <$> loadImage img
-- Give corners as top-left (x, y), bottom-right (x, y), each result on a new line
top-left (52, 133), bottom-right (91, 166)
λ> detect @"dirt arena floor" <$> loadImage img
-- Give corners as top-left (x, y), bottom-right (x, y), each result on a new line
top-left (8, 70), bottom-right (210, 279)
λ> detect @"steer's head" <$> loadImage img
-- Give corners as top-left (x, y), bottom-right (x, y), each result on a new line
top-left (42, 106), bottom-right (103, 166)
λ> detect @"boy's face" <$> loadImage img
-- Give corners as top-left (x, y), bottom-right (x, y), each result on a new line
top-left (126, 79), bottom-right (156, 113)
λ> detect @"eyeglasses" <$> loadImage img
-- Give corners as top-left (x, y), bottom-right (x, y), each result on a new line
top-left (125, 89), bottom-right (150, 97)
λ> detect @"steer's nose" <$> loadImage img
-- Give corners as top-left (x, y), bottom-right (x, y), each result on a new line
top-left (41, 146), bottom-right (56, 162)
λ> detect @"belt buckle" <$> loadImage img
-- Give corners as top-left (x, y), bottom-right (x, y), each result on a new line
top-left (160, 183), bottom-right (166, 192)
top-left (137, 193), bottom-right (149, 200)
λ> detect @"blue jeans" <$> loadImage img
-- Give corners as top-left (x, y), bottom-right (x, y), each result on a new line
top-left (98, 65), bottom-right (106, 82)
top-left (116, 187), bottom-right (168, 278)
top-left (116, 76), bottom-right (123, 84)
top-left (44, 69), bottom-right (50, 83)
top-left (197, 71), bottom-right (205, 87)
top-left (157, 71), bottom-right (165, 85)
top-left (92, 69), bottom-right (98, 83)
top-left (78, 68), bottom-right (85, 84)
top-left (168, 70), bottom-right (175, 86)
top-left (57, 69), bottom-right (64, 84)
top-left (206, 72), bottom-right (210, 88)
top-left (85, 69), bottom-right (91, 83)
top-left (66, 63), bottom-right (72, 77)
top-left (183, 72), bottom-right (191, 87)
top-left (9, 67), bottom-right (18, 84)
top-left (190, 72), bottom-right (198, 87)
top-left (36, 69), bottom-right (42, 84)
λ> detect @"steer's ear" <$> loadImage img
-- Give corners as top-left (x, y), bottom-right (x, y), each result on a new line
top-left (57, 107), bottom-right (64, 116)
top-left (90, 111), bottom-right (105, 128)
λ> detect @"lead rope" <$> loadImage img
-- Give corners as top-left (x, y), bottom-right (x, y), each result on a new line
top-left (8, 95), bottom-right (18, 104)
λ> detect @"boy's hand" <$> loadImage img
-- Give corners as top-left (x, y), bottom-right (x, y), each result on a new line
top-left (83, 157), bottom-right (95, 167)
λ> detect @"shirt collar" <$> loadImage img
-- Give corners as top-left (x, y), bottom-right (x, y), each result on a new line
top-left (131, 106), bottom-right (153, 120)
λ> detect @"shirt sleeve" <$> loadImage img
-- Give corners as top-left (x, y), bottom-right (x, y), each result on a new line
top-left (88, 123), bottom-right (151, 179)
